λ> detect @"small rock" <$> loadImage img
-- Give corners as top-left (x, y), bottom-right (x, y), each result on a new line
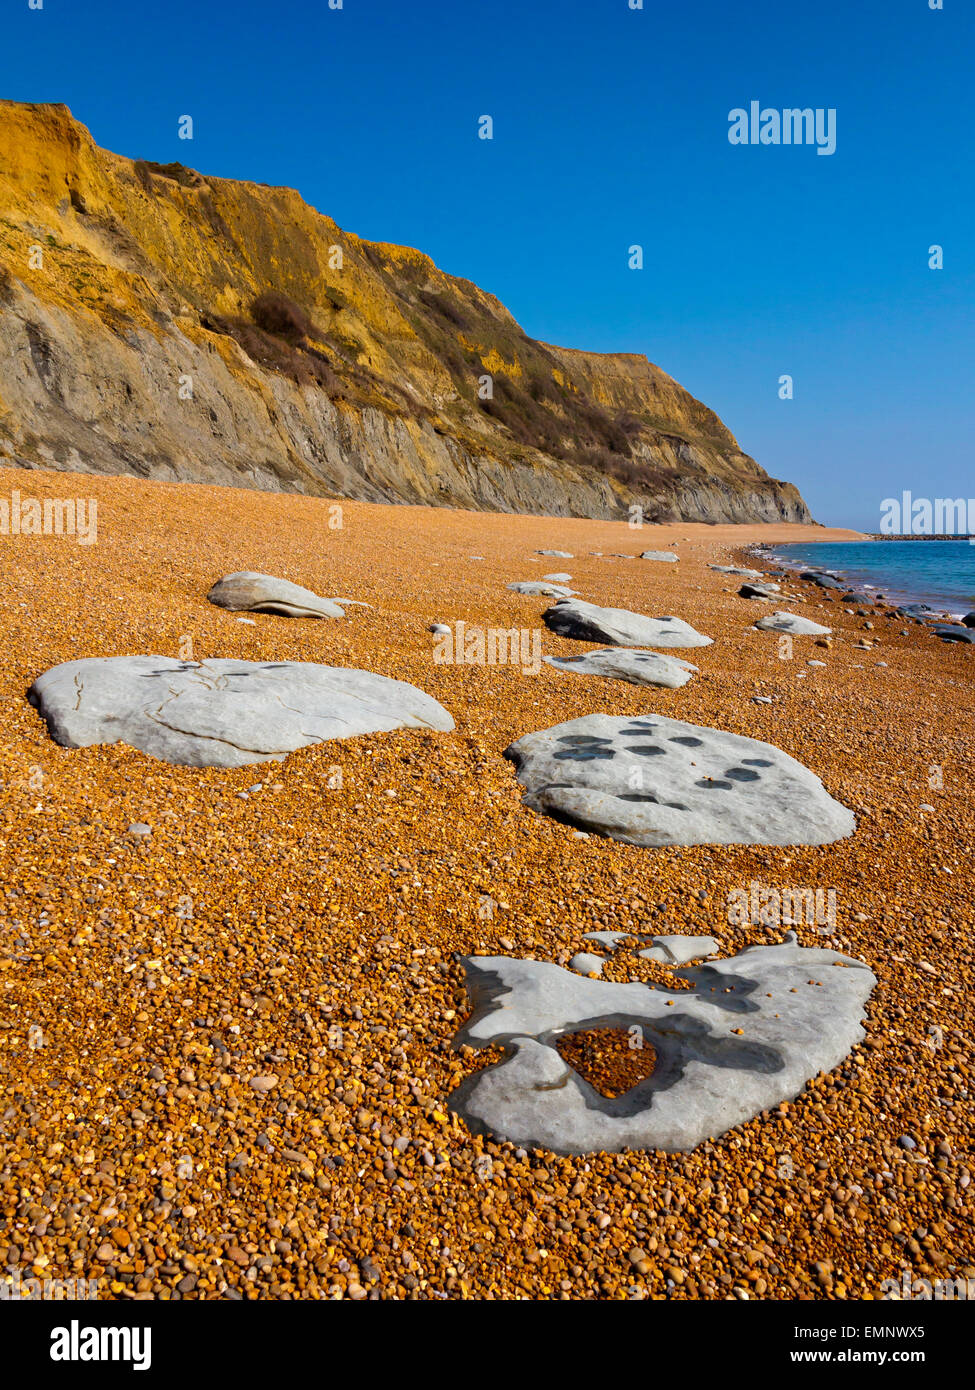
top-left (249, 1073), bottom-right (279, 1093)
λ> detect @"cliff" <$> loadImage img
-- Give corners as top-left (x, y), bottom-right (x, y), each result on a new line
top-left (0, 101), bottom-right (811, 522)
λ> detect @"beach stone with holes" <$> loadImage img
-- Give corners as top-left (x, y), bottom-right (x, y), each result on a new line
top-left (207, 571), bottom-right (347, 619)
top-left (542, 599), bottom-right (712, 648)
top-left (543, 649), bottom-right (698, 689)
top-left (755, 611), bottom-right (832, 636)
top-left (28, 657), bottom-right (454, 768)
top-left (448, 934), bottom-right (876, 1154)
top-left (503, 713), bottom-right (855, 846)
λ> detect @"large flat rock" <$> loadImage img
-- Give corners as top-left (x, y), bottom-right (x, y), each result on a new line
top-left (449, 935), bottom-right (876, 1154)
top-left (543, 649), bottom-right (698, 689)
top-left (207, 571), bottom-right (347, 619)
top-left (755, 611), bottom-right (831, 635)
top-left (28, 657), bottom-right (454, 768)
top-left (639, 550), bottom-right (678, 562)
top-left (503, 713), bottom-right (855, 846)
top-left (543, 599), bottom-right (712, 648)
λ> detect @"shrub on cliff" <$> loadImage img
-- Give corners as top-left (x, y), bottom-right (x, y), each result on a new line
top-left (250, 291), bottom-right (314, 343)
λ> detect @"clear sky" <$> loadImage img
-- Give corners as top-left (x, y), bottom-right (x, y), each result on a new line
top-left (2, 0), bottom-right (971, 528)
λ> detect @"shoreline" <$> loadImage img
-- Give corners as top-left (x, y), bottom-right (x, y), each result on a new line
top-left (749, 537), bottom-right (973, 622)
top-left (1, 465), bottom-right (971, 1302)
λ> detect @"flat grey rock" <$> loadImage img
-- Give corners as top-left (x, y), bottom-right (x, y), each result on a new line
top-left (449, 934), bottom-right (876, 1154)
top-left (755, 611), bottom-right (831, 636)
top-left (503, 713), bottom-right (855, 847)
top-left (28, 657), bottom-right (454, 768)
top-left (508, 581), bottom-right (577, 597)
top-left (543, 648), bottom-right (697, 689)
top-left (638, 935), bottom-right (719, 965)
top-left (206, 571), bottom-right (347, 619)
top-left (569, 952), bottom-right (605, 976)
top-left (543, 599), bottom-right (712, 648)
top-left (536, 550), bottom-right (573, 558)
top-left (582, 931), bottom-right (633, 949)
top-left (639, 551), bottom-right (678, 562)
top-left (710, 565), bottom-right (764, 578)
top-left (738, 582), bottom-right (780, 600)
top-left (541, 572), bottom-right (572, 582)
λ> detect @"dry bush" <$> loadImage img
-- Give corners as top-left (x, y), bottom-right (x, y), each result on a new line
top-left (250, 291), bottom-right (314, 343)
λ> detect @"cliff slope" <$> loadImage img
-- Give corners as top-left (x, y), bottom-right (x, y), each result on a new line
top-left (0, 101), bottom-right (811, 522)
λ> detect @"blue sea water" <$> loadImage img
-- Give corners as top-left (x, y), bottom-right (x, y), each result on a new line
top-left (762, 540), bottom-right (975, 618)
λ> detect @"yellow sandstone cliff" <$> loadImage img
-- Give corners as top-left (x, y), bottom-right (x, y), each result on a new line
top-left (0, 101), bottom-right (811, 521)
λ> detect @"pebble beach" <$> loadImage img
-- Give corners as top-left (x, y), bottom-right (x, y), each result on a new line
top-left (1, 465), bottom-right (972, 1301)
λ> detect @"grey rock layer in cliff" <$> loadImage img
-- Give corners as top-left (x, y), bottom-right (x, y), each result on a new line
top-left (448, 935), bottom-right (876, 1154)
top-left (503, 713), bottom-right (855, 846)
top-left (28, 656), bottom-right (454, 767)
top-left (0, 219), bottom-right (812, 522)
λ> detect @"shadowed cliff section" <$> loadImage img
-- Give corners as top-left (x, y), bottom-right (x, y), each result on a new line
top-left (0, 101), bottom-right (811, 522)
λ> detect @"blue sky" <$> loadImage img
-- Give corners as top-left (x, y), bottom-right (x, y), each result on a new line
top-left (3, 0), bottom-right (971, 528)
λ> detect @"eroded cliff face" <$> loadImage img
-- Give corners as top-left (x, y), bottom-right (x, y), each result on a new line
top-left (0, 101), bottom-right (811, 522)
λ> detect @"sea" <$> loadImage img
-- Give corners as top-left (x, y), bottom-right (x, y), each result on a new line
top-left (756, 539), bottom-right (975, 619)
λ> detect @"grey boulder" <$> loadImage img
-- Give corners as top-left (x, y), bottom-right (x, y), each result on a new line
top-left (933, 624), bottom-right (975, 644)
top-left (543, 599), bottom-right (712, 648)
top-left (710, 565), bottom-right (764, 579)
top-left (503, 713), bottom-right (855, 847)
top-left (28, 656), bottom-right (454, 768)
top-left (800, 571), bottom-right (844, 591)
top-left (207, 571), bottom-right (347, 619)
top-left (543, 648), bottom-right (698, 689)
top-left (755, 611), bottom-right (831, 636)
top-left (738, 582), bottom-right (780, 600)
top-left (508, 581), bottom-right (577, 597)
top-left (448, 934), bottom-right (876, 1154)
top-left (569, 952), bottom-right (605, 976)
top-left (639, 550), bottom-right (678, 562)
